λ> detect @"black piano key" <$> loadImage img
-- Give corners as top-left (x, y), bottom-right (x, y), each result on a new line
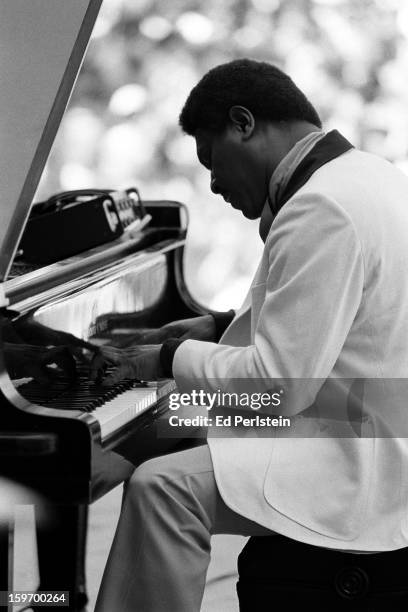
top-left (15, 368), bottom-right (154, 416)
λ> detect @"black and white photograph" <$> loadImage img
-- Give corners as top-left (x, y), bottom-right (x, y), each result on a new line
top-left (2, 0), bottom-right (408, 610)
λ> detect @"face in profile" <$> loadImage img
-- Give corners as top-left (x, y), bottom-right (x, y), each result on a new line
top-left (195, 123), bottom-right (268, 220)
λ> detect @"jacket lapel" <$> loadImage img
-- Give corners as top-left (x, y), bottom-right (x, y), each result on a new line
top-left (272, 130), bottom-right (354, 215)
top-left (222, 131), bottom-right (354, 346)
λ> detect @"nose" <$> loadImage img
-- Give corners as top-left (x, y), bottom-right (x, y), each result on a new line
top-left (210, 173), bottom-right (221, 194)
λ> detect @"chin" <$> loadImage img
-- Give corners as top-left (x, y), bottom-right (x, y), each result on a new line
top-left (241, 208), bottom-right (261, 220)
top-left (233, 198), bottom-right (264, 220)
top-left (230, 201), bottom-right (253, 219)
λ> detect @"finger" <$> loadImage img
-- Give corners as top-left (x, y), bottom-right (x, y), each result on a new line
top-left (42, 365), bottom-right (61, 380)
top-left (155, 326), bottom-right (182, 342)
top-left (122, 344), bottom-right (160, 357)
top-left (89, 353), bottom-right (108, 381)
top-left (40, 347), bottom-right (75, 378)
top-left (102, 362), bottom-right (137, 386)
top-left (78, 339), bottom-right (99, 352)
top-left (68, 345), bottom-right (101, 365)
top-left (29, 364), bottom-right (54, 386)
top-left (77, 349), bottom-right (94, 365)
top-left (98, 346), bottom-right (124, 363)
top-left (130, 326), bottom-right (180, 344)
top-left (45, 347), bottom-right (77, 379)
top-left (127, 329), bottom-right (161, 344)
top-left (66, 346), bottom-right (88, 363)
top-left (61, 333), bottom-right (99, 353)
top-left (145, 328), bottom-right (172, 343)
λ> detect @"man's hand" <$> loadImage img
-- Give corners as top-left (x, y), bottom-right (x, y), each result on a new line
top-left (90, 345), bottom-right (164, 386)
top-left (12, 318), bottom-right (98, 363)
top-left (121, 315), bottom-right (216, 346)
top-left (5, 343), bottom-right (77, 385)
top-left (88, 315), bottom-right (218, 384)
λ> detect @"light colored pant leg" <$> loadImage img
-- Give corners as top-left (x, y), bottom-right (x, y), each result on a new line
top-left (95, 443), bottom-right (273, 612)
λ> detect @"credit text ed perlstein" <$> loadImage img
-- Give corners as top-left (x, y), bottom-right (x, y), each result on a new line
top-left (166, 389), bottom-right (291, 428)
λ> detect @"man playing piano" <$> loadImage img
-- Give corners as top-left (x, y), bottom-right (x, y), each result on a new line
top-left (93, 59), bottom-right (408, 611)
top-left (3, 315), bottom-right (97, 384)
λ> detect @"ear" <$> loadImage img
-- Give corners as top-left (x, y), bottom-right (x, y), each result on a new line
top-left (228, 106), bottom-right (255, 140)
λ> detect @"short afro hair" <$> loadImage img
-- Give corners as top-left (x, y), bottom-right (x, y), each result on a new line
top-left (179, 58), bottom-right (321, 135)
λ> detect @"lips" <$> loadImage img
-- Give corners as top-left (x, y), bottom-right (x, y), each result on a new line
top-left (223, 193), bottom-right (240, 209)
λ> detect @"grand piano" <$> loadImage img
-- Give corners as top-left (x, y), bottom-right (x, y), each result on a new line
top-left (0, 2), bottom-right (207, 609)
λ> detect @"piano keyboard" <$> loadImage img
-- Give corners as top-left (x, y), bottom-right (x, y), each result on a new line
top-left (14, 369), bottom-right (177, 441)
top-left (94, 381), bottom-right (176, 440)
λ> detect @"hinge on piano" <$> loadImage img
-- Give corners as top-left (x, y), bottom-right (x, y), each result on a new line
top-left (0, 283), bottom-right (10, 308)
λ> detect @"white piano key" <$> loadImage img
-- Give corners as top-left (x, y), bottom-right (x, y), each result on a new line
top-left (94, 387), bottom-right (158, 440)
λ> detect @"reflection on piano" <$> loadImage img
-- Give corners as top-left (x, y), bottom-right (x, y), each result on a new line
top-left (0, 2), bottom-right (210, 609)
top-left (15, 369), bottom-right (177, 444)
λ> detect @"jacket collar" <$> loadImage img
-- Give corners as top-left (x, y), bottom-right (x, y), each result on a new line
top-left (259, 130), bottom-right (354, 242)
top-left (268, 130), bottom-right (325, 216)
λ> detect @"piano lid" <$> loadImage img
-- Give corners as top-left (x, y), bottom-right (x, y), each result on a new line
top-left (0, 0), bottom-right (102, 285)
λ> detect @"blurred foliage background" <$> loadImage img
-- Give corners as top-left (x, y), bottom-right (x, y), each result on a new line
top-left (36, 0), bottom-right (408, 309)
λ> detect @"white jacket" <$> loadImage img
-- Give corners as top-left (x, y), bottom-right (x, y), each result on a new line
top-left (173, 148), bottom-right (408, 550)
